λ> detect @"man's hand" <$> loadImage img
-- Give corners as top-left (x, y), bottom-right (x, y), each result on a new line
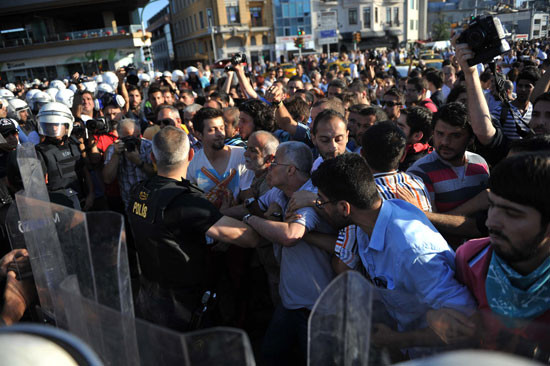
top-left (395, 185), bottom-right (424, 210)
top-left (124, 149), bottom-right (142, 166)
top-left (288, 190), bottom-right (316, 213)
top-left (264, 202), bottom-right (283, 219)
top-left (452, 34), bottom-right (477, 75)
top-left (116, 68), bottom-right (126, 82)
top-left (426, 308), bottom-right (476, 344)
top-left (265, 85), bottom-right (284, 104)
top-left (0, 249), bottom-right (29, 279)
top-left (113, 141), bottom-right (126, 156)
top-left (1, 270), bottom-right (37, 325)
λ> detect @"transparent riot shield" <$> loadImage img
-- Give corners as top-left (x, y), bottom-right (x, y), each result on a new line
top-left (59, 276), bottom-right (256, 366)
top-left (308, 271), bottom-right (374, 366)
top-left (8, 143), bottom-right (132, 324)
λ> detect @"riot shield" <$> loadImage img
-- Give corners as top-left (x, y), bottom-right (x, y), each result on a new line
top-left (308, 271), bottom-right (374, 366)
top-left (59, 275), bottom-right (256, 366)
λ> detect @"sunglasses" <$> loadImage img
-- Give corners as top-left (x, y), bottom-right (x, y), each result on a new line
top-left (381, 101), bottom-right (402, 107)
top-left (159, 118), bottom-right (177, 127)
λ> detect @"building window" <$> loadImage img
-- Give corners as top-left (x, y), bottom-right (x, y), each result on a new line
top-left (410, 0), bottom-right (414, 9)
top-left (386, 8), bottom-right (391, 25)
top-left (363, 7), bottom-right (371, 29)
top-left (250, 7), bottom-right (262, 27)
top-left (534, 30), bottom-right (540, 36)
top-left (415, 19), bottom-right (418, 30)
top-left (349, 8), bottom-right (358, 25)
top-left (251, 37), bottom-right (256, 46)
top-left (375, 7), bottom-right (378, 24)
top-left (394, 7), bottom-right (399, 26)
top-left (410, 19), bottom-right (414, 30)
top-left (194, 14), bottom-right (198, 30)
top-left (226, 6), bottom-right (240, 24)
top-left (200, 11), bottom-right (204, 28)
top-left (535, 19), bottom-right (541, 24)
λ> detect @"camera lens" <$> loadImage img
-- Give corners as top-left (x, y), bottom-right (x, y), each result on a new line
top-left (467, 30), bottom-right (486, 49)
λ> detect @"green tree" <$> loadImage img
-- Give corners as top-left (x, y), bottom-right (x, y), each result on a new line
top-left (432, 16), bottom-right (451, 41)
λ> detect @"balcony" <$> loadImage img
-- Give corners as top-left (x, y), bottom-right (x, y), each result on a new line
top-left (0, 25), bottom-right (136, 49)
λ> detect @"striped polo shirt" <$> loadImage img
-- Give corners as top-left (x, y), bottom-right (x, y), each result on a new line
top-left (406, 151), bottom-right (489, 213)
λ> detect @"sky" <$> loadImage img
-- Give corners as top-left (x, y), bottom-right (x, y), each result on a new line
top-left (141, 0), bottom-right (169, 25)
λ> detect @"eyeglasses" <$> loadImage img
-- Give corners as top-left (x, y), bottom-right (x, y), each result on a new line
top-left (381, 101), bottom-right (402, 107)
top-left (159, 118), bottom-right (177, 127)
top-left (270, 161), bottom-right (295, 169)
top-left (314, 196), bottom-right (337, 209)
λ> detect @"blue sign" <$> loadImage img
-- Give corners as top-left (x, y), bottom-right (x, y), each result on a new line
top-left (320, 29), bottom-right (337, 38)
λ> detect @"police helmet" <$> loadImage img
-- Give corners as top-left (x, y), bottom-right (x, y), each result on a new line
top-left (0, 89), bottom-right (14, 100)
top-left (7, 98), bottom-right (31, 121)
top-left (55, 89), bottom-right (75, 109)
top-left (32, 91), bottom-right (53, 113)
top-left (37, 102), bottom-right (74, 138)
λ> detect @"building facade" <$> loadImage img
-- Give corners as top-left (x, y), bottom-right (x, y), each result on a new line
top-left (148, 5), bottom-right (175, 71)
top-left (170, 0), bottom-right (275, 66)
top-left (0, 0), bottom-right (150, 82)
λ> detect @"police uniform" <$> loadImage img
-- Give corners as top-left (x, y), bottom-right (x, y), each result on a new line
top-left (127, 175), bottom-right (222, 331)
top-left (35, 137), bottom-right (84, 209)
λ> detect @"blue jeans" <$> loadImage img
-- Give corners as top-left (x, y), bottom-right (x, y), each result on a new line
top-left (261, 304), bottom-right (309, 366)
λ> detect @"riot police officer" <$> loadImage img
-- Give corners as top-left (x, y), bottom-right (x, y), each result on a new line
top-left (35, 102), bottom-right (94, 210)
top-left (127, 126), bottom-right (223, 331)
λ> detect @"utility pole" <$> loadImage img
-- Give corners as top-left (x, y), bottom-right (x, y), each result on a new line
top-left (208, 11), bottom-right (217, 63)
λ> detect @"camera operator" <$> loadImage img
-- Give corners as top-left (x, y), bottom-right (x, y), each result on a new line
top-left (103, 119), bottom-right (155, 209)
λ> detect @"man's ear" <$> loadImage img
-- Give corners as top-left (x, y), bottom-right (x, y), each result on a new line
top-left (411, 131), bottom-right (423, 143)
top-left (336, 200), bottom-right (351, 217)
top-left (188, 147), bottom-right (195, 162)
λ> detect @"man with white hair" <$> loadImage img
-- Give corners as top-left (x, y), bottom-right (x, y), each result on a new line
top-left (103, 118), bottom-right (155, 209)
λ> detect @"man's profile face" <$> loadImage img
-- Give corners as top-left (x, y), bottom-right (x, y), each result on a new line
top-left (238, 111), bottom-right (255, 140)
top-left (327, 86), bottom-right (343, 98)
top-left (163, 91), bottom-right (175, 105)
top-left (312, 117), bottom-right (348, 161)
top-left (315, 190), bottom-right (350, 230)
top-left (288, 80), bottom-right (304, 95)
top-left (405, 84), bottom-right (423, 105)
top-left (129, 89), bottom-right (142, 109)
top-left (382, 95), bottom-right (402, 120)
top-left (201, 117), bottom-right (225, 150)
top-left (432, 119), bottom-right (470, 166)
top-left (150, 91), bottom-right (165, 109)
top-left (244, 134), bottom-right (268, 171)
top-left (182, 93), bottom-right (194, 106)
top-left (157, 108), bottom-right (180, 127)
top-left (349, 113), bottom-right (376, 144)
top-left (530, 100), bottom-right (550, 135)
top-left (486, 191), bottom-right (549, 264)
top-left (396, 113), bottom-right (413, 144)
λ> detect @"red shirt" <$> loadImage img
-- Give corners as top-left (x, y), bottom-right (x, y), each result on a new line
top-left (93, 132), bottom-right (120, 197)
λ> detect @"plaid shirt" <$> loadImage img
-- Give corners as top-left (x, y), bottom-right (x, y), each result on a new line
top-left (104, 138), bottom-right (153, 208)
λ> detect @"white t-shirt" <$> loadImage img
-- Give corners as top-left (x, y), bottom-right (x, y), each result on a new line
top-left (187, 146), bottom-right (253, 205)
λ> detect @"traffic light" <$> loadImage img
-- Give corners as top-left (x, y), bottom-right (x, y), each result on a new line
top-left (143, 46), bottom-right (152, 62)
top-left (295, 29), bottom-right (304, 48)
top-left (353, 32), bottom-right (361, 43)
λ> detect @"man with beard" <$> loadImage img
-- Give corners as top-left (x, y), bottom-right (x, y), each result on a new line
top-left (311, 153), bottom-right (475, 350)
top-left (529, 93), bottom-right (550, 136)
top-left (237, 99), bottom-right (275, 142)
top-left (381, 88), bottom-right (404, 122)
top-left (347, 105), bottom-right (387, 154)
top-left (187, 107), bottom-right (253, 208)
top-left (396, 107), bottom-right (433, 171)
top-left (125, 85), bottom-right (148, 131)
top-left (426, 153), bottom-right (550, 347)
top-left (311, 109), bottom-right (349, 172)
top-left (407, 103), bottom-right (489, 213)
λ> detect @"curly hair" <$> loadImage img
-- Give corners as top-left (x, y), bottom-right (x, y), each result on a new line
top-left (238, 99), bottom-right (275, 132)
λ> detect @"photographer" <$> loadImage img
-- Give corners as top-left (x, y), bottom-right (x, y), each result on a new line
top-left (102, 119), bottom-right (155, 209)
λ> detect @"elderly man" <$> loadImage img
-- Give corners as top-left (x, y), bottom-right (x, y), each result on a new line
top-left (103, 119), bottom-right (155, 209)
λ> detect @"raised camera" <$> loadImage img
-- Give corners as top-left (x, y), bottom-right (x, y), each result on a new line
top-left (86, 117), bottom-right (111, 134)
top-left (121, 136), bottom-right (141, 153)
top-left (457, 15), bottom-right (511, 66)
top-left (125, 64), bottom-right (139, 86)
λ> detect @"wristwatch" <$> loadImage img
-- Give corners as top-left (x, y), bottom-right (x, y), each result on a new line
top-left (242, 213), bottom-right (253, 225)
top-left (244, 197), bottom-right (256, 208)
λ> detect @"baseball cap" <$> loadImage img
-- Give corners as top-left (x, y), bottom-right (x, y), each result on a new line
top-left (0, 118), bottom-right (18, 136)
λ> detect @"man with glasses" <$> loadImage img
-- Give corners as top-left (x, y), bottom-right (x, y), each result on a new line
top-left (381, 88), bottom-right (404, 122)
top-left (311, 153), bottom-right (475, 350)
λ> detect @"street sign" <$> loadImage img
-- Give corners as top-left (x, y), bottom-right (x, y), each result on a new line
top-left (318, 29), bottom-right (338, 45)
top-left (276, 34), bottom-right (314, 43)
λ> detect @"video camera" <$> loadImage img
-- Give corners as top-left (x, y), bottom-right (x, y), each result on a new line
top-left (124, 64), bottom-right (139, 86)
top-left (225, 53), bottom-right (247, 72)
top-left (75, 77), bottom-right (90, 84)
top-left (457, 15), bottom-right (511, 66)
top-left (86, 117), bottom-right (111, 135)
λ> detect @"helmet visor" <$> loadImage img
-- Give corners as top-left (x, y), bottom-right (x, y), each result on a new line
top-left (39, 122), bottom-right (68, 137)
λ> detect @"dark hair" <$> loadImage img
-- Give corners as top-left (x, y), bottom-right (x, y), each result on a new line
top-left (479, 71), bottom-right (493, 83)
top-left (284, 97), bottom-right (310, 123)
top-left (425, 70), bottom-right (444, 89)
top-left (294, 90), bottom-right (315, 105)
top-left (148, 87), bottom-right (162, 98)
top-left (533, 92), bottom-right (550, 107)
top-left (361, 122), bottom-right (406, 172)
top-left (509, 134), bottom-right (550, 154)
top-left (289, 75), bottom-right (303, 84)
top-left (406, 77), bottom-right (428, 92)
top-left (406, 106), bottom-right (433, 143)
top-left (349, 105), bottom-right (388, 122)
top-left (192, 107), bottom-right (224, 134)
top-left (446, 85), bottom-right (467, 104)
top-left (312, 109), bottom-right (347, 134)
top-left (432, 102), bottom-right (472, 135)
top-left (312, 97), bottom-right (346, 116)
top-left (490, 152), bottom-right (550, 219)
top-left (181, 89), bottom-right (194, 98)
top-left (209, 91), bottom-right (230, 104)
top-left (349, 79), bottom-right (367, 93)
top-left (383, 87), bottom-right (404, 104)
top-left (127, 84), bottom-right (142, 95)
top-left (238, 99), bottom-right (275, 132)
top-left (311, 153), bottom-right (380, 209)
top-left (517, 66), bottom-right (541, 85)
top-left (328, 79), bottom-right (346, 90)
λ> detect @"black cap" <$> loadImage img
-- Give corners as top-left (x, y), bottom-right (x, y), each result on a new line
top-left (0, 118), bottom-right (18, 136)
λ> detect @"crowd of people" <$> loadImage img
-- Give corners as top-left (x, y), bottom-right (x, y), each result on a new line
top-left (0, 33), bottom-right (550, 365)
